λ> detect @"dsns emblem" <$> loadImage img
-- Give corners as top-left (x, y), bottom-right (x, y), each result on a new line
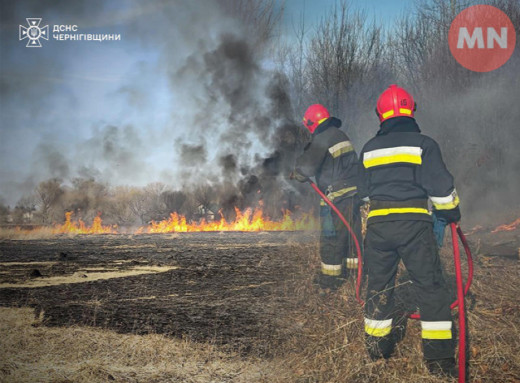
top-left (19, 18), bottom-right (49, 47)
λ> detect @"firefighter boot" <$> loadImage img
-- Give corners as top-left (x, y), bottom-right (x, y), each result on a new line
top-left (426, 358), bottom-right (457, 378)
top-left (314, 274), bottom-right (344, 292)
top-left (366, 334), bottom-right (395, 360)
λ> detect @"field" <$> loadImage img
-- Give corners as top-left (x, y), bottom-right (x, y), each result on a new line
top-left (0, 231), bottom-right (519, 382)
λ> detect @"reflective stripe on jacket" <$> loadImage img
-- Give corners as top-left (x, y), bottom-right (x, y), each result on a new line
top-left (358, 117), bottom-right (459, 224)
top-left (295, 117), bottom-right (359, 199)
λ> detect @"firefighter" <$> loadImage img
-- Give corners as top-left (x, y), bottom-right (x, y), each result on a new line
top-left (290, 104), bottom-right (362, 291)
top-left (358, 85), bottom-right (460, 377)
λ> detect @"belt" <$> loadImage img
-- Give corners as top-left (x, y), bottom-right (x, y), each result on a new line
top-left (320, 186), bottom-right (357, 206)
top-left (368, 199), bottom-right (430, 219)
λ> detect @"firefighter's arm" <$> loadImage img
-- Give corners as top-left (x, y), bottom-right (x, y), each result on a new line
top-left (421, 138), bottom-right (461, 223)
top-left (291, 139), bottom-right (327, 182)
top-left (357, 150), bottom-right (370, 205)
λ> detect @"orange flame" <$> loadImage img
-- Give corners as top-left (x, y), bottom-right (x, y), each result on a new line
top-left (52, 212), bottom-right (117, 235)
top-left (10, 208), bottom-right (317, 237)
top-left (137, 207), bottom-right (318, 234)
top-left (491, 217), bottom-right (520, 233)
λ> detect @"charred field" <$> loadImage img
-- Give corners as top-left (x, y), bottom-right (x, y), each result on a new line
top-left (0, 232), bottom-right (312, 355)
top-left (0, 230), bottom-right (519, 383)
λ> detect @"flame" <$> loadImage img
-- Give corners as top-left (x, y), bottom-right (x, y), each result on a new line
top-left (7, 208), bottom-right (318, 237)
top-left (52, 212), bottom-right (117, 235)
top-left (465, 225), bottom-right (484, 236)
top-left (491, 217), bottom-right (520, 233)
top-left (138, 207), bottom-right (318, 234)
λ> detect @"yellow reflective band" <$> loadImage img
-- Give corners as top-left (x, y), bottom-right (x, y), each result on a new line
top-left (421, 321), bottom-right (452, 339)
top-left (329, 141), bottom-right (353, 158)
top-left (318, 117), bottom-right (329, 125)
top-left (399, 108), bottom-right (412, 115)
top-left (364, 318), bottom-right (392, 337)
top-left (320, 187), bottom-right (358, 205)
top-left (346, 258), bottom-right (358, 269)
top-left (364, 154), bottom-right (422, 168)
top-left (432, 194), bottom-right (460, 210)
top-left (321, 263), bottom-right (342, 276)
top-left (364, 146), bottom-right (422, 159)
top-left (328, 186), bottom-right (357, 200)
top-left (421, 329), bottom-right (453, 340)
top-left (431, 190), bottom-right (460, 210)
top-left (368, 208), bottom-right (430, 219)
top-left (382, 110), bottom-right (394, 119)
top-left (365, 325), bottom-right (392, 337)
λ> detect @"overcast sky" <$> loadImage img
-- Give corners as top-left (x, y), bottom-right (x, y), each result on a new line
top-left (0, 0), bottom-right (414, 206)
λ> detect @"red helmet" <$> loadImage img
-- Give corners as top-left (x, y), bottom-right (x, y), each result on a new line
top-left (376, 84), bottom-right (416, 123)
top-left (303, 104), bottom-right (330, 133)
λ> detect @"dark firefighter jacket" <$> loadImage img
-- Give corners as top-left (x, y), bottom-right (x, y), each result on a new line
top-left (295, 117), bottom-right (359, 200)
top-left (358, 117), bottom-right (460, 225)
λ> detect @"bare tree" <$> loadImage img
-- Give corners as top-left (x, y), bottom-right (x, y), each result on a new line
top-left (62, 178), bottom-right (108, 221)
top-left (492, 0), bottom-right (520, 31)
top-left (16, 194), bottom-right (37, 212)
top-left (161, 190), bottom-right (187, 213)
top-left (36, 179), bottom-right (64, 224)
top-left (107, 186), bottom-right (140, 226)
top-left (0, 197), bottom-right (10, 224)
top-left (193, 184), bottom-right (214, 210)
top-left (304, 1), bottom-right (384, 117)
top-left (128, 188), bottom-right (149, 225)
top-left (127, 183), bottom-right (168, 224)
top-left (217, 0), bottom-right (283, 50)
top-left (275, 7), bottom-right (308, 117)
top-left (391, 0), bottom-right (473, 93)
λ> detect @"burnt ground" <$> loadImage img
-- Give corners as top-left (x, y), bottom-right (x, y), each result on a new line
top-left (1, 230), bottom-right (519, 383)
top-left (0, 232), bottom-right (317, 355)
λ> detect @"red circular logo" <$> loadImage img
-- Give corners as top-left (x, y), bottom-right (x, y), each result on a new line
top-left (448, 5), bottom-right (516, 72)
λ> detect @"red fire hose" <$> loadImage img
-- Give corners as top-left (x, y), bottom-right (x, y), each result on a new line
top-left (407, 224), bottom-right (472, 382)
top-left (453, 223), bottom-right (469, 382)
top-left (307, 180), bottom-right (473, 383)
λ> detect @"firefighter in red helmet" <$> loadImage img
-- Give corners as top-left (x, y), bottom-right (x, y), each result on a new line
top-left (358, 85), bottom-right (460, 377)
top-left (291, 104), bottom-right (363, 291)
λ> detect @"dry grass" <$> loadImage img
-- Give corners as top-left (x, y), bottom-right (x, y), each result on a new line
top-left (267, 240), bottom-right (520, 383)
top-left (0, 307), bottom-right (282, 383)
top-left (0, 227), bottom-right (57, 240)
top-left (0, 266), bottom-right (178, 289)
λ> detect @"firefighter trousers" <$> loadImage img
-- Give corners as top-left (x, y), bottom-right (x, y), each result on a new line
top-left (319, 196), bottom-right (363, 279)
top-left (364, 220), bottom-right (454, 360)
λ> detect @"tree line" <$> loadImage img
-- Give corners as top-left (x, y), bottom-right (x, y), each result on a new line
top-left (0, 178), bottom-right (260, 226)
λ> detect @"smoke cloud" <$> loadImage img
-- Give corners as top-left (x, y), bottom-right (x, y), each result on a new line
top-left (0, 0), bottom-right (304, 215)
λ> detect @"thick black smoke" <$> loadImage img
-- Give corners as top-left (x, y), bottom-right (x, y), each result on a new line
top-left (1, 0), bottom-right (309, 217)
top-left (166, 30), bottom-right (308, 218)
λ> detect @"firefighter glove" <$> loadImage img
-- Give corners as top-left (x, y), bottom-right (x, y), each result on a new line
top-left (432, 212), bottom-right (447, 248)
top-left (433, 206), bottom-right (461, 224)
top-left (289, 170), bottom-right (309, 183)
